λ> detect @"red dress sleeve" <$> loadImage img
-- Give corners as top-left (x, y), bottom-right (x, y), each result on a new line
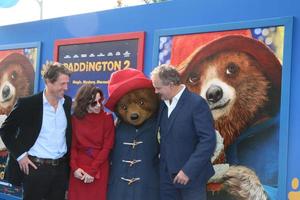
top-left (70, 117), bottom-right (79, 172)
top-left (90, 113), bottom-right (115, 175)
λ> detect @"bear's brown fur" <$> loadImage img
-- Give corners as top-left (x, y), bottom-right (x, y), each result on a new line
top-left (115, 88), bottom-right (159, 126)
top-left (0, 61), bottom-right (34, 115)
top-left (222, 166), bottom-right (267, 200)
top-left (182, 50), bottom-right (279, 148)
top-left (180, 50), bottom-right (278, 199)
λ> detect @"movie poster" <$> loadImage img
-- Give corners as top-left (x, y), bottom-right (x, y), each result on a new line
top-left (0, 43), bottom-right (40, 197)
top-left (157, 26), bottom-right (284, 200)
top-left (54, 32), bottom-right (145, 99)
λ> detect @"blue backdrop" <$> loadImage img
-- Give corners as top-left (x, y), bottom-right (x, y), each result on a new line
top-left (0, 0), bottom-right (299, 199)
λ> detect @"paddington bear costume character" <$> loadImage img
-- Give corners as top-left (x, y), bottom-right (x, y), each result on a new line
top-left (106, 68), bottom-right (160, 200)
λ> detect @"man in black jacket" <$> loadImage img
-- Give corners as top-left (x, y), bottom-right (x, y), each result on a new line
top-left (0, 62), bottom-right (72, 200)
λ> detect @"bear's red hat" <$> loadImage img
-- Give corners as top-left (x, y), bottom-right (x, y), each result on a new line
top-left (174, 34), bottom-right (282, 91)
top-left (170, 29), bottom-right (252, 66)
top-left (0, 53), bottom-right (35, 84)
top-left (105, 68), bottom-right (153, 111)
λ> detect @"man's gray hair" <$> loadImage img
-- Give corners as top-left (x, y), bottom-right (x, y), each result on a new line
top-left (151, 64), bottom-right (181, 86)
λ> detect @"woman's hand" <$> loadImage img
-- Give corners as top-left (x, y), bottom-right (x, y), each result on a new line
top-left (82, 172), bottom-right (94, 183)
top-left (74, 168), bottom-right (94, 183)
top-left (74, 168), bottom-right (85, 180)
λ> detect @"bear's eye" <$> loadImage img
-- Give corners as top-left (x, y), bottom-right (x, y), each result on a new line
top-left (121, 104), bottom-right (127, 111)
top-left (187, 72), bottom-right (200, 86)
top-left (226, 62), bottom-right (239, 76)
top-left (11, 71), bottom-right (17, 80)
top-left (139, 99), bottom-right (144, 106)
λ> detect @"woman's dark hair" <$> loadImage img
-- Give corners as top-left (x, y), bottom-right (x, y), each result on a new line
top-left (73, 84), bottom-right (104, 119)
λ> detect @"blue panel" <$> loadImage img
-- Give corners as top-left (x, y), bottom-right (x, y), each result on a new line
top-left (0, 0), bottom-right (299, 199)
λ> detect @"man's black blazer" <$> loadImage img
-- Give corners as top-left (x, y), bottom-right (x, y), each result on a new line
top-left (0, 92), bottom-right (72, 186)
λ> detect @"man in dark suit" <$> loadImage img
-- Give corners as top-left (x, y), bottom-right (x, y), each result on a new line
top-left (151, 64), bottom-right (216, 200)
top-left (0, 62), bottom-right (72, 200)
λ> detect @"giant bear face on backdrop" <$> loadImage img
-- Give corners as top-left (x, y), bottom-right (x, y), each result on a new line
top-left (0, 53), bottom-right (35, 115)
top-left (178, 35), bottom-right (282, 148)
top-left (115, 88), bottom-right (159, 126)
top-left (183, 50), bottom-right (275, 147)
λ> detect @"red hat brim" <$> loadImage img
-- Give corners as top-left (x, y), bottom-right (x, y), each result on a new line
top-left (0, 53), bottom-right (35, 83)
top-left (178, 35), bottom-right (282, 91)
top-left (105, 77), bottom-right (153, 111)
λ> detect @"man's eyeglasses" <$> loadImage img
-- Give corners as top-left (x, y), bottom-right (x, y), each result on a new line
top-left (90, 99), bottom-right (103, 107)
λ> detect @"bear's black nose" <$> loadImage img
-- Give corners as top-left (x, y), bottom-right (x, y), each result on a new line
top-left (130, 113), bottom-right (139, 121)
top-left (2, 85), bottom-right (11, 99)
top-left (206, 85), bottom-right (223, 103)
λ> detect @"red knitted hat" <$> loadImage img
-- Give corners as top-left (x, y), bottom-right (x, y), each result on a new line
top-left (105, 68), bottom-right (153, 111)
top-left (176, 34), bottom-right (282, 91)
top-left (0, 53), bottom-right (35, 85)
top-left (170, 29), bottom-right (252, 67)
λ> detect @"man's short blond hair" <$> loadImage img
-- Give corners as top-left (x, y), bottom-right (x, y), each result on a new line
top-left (41, 62), bottom-right (71, 83)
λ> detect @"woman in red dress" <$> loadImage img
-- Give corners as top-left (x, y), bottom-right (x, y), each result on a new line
top-left (68, 84), bottom-right (115, 200)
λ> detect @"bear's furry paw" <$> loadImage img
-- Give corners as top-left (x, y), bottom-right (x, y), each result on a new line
top-left (209, 163), bottom-right (230, 183)
top-left (222, 165), bottom-right (267, 200)
top-left (207, 163), bottom-right (230, 192)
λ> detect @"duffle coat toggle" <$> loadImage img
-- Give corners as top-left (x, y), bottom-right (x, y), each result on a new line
top-left (121, 177), bottom-right (141, 185)
top-left (123, 140), bottom-right (143, 149)
top-left (122, 159), bottom-right (142, 167)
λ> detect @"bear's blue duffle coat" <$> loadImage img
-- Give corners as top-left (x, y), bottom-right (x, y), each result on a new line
top-left (208, 114), bottom-right (279, 200)
top-left (107, 116), bottom-right (160, 200)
